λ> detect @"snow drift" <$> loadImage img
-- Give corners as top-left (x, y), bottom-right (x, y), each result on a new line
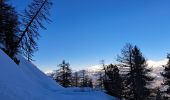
top-left (0, 50), bottom-right (115, 100)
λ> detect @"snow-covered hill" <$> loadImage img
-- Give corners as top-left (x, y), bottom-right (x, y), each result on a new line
top-left (0, 50), bottom-right (115, 100)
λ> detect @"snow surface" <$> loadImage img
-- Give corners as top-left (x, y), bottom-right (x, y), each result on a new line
top-left (0, 50), bottom-right (116, 100)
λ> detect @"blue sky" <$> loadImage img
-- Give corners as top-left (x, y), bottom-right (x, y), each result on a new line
top-left (10, 0), bottom-right (170, 71)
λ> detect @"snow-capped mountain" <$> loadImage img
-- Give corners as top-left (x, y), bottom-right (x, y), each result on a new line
top-left (47, 59), bottom-right (167, 87)
top-left (147, 59), bottom-right (168, 87)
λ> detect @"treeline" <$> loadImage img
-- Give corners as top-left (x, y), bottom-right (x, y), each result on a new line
top-left (51, 44), bottom-right (170, 100)
top-left (0, 0), bottom-right (52, 63)
top-left (102, 44), bottom-right (154, 100)
top-left (50, 60), bottom-right (93, 88)
top-left (2, 1), bottom-right (170, 100)
top-left (98, 44), bottom-right (170, 100)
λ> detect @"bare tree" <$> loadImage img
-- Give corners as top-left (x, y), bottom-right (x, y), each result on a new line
top-left (16, 0), bottom-right (52, 61)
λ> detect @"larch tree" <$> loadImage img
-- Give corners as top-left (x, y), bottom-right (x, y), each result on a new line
top-left (16, 0), bottom-right (52, 61)
top-left (117, 43), bottom-right (133, 99)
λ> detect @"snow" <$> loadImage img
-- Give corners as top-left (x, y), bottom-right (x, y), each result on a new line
top-left (0, 50), bottom-right (116, 100)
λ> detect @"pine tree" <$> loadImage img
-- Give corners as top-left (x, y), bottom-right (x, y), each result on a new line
top-left (56, 60), bottom-right (72, 87)
top-left (104, 64), bottom-right (123, 99)
top-left (0, 0), bottom-right (20, 60)
top-left (118, 44), bottom-right (154, 100)
top-left (131, 46), bottom-right (154, 100)
top-left (161, 54), bottom-right (170, 99)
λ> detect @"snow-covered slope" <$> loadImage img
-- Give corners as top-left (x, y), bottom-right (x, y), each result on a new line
top-left (0, 50), bottom-right (115, 100)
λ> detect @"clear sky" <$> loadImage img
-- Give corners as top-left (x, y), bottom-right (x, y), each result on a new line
top-left (10, 0), bottom-right (170, 72)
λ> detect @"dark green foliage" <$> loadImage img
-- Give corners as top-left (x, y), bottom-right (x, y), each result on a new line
top-left (118, 44), bottom-right (154, 100)
top-left (104, 64), bottom-right (123, 99)
top-left (131, 46), bottom-right (154, 100)
top-left (0, 0), bottom-right (20, 63)
top-left (56, 60), bottom-right (72, 88)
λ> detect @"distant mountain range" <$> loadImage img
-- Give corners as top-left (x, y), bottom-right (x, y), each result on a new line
top-left (46, 59), bottom-right (168, 87)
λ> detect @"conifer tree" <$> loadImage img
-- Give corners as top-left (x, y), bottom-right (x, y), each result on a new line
top-left (131, 46), bottom-right (154, 100)
top-left (1, 0), bottom-right (53, 63)
top-left (118, 44), bottom-right (154, 100)
top-left (0, 0), bottom-right (20, 59)
top-left (56, 60), bottom-right (72, 87)
top-left (16, 0), bottom-right (52, 61)
top-left (104, 64), bottom-right (123, 99)
top-left (161, 54), bottom-right (170, 99)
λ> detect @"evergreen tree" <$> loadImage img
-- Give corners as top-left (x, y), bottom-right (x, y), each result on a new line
top-left (56, 60), bottom-right (72, 87)
top-left (131, 46), bottom-right (154, 100)
top-left (118, 44), bottom-right (154, 100)
top-left (104, 64), bottom-right (123, 99)
top-left (161, 54), bottom-right (170, 99)
top-left (0, 0), bottom-right (20, 60)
